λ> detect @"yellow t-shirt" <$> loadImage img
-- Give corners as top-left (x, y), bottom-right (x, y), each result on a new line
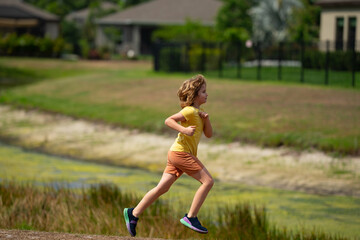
top-left (170, 106), bottom-right (204, 157)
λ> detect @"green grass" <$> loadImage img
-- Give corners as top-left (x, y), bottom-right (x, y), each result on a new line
top-left (0, 58), bottom-right (93, 89)
top-left (206, 65), bottom-right (359, 89)
top-left (0, 181), bottom-right (352, 240)
top-left (0, 57), bottom-right (359, 155)
top-left (1, 143), bottom-right (359, 239)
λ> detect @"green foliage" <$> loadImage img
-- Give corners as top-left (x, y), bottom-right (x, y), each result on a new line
top-left (302, 50), bottom-right (360, 71)
top-left (152, 19), bottom-right (218, 42)
top-left (0, 182), bottom-right (350, 239)
top-left (216, 0), bottom-right (252, 43)
top-left (79, 38), bottom-right (90, 59)
top-left (158, 43), bottom-right (221, 72)
top-left (103, 27), bottom-right (122, 45)
top-left (223, 27), bottom-right (250, 43)
top-left (78, 2), bottom-right (120, 59)
top-left (24, 0), bottom-right (125, 58)
top-left (0, 33), bottom-right (65, 57)
top-left (24, 0), bottom-right (123, 18)
top-left (188, 44), bottom-right (221, 71)
top-left (61, 20), bottom-right (82, 50)
top-left (158, 47), bottom-right (183, 72)
top-left (23, 0), bottom-right (149, 19)
top-left (289, 0), bottom-right (321, 42)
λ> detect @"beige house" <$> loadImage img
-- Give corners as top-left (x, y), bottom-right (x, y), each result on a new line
top-left (317, 0), bottom-right (360, 51)
top-left (0, 0), bottom-right (59, 39)
top-left (96, 0), bottom-right (222, 56)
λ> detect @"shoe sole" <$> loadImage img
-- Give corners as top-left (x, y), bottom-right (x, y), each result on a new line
top-left (180, 218), bottom-right (208, 234)
top-left (123, 208), bottom-right (135, 237)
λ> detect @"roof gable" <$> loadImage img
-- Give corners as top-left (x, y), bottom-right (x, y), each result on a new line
top-left (0, 0), bottom-right (58, 21)
top-left (98, 0), bottom-right (222, 26)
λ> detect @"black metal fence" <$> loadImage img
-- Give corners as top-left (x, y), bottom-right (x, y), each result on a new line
top-left (153, 40), bottom-right (360, 88)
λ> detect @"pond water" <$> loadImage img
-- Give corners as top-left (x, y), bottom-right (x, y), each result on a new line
top-left (1, 142), bottom-right (359, 238)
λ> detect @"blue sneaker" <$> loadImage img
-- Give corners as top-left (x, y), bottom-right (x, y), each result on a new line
top-left (123, 208), bottom-right (138, 237)
top-left (180, 214), bottom-right (208, 234)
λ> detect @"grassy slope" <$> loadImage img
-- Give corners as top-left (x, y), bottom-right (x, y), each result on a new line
top-left (0, 57), bottom-right (359, 155)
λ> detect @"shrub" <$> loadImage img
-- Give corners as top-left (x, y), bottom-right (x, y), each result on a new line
top-left (188, 44), bottom-right (221, 71)
top-left (0, 33), bottom-right (65, 58)
top-left (158, 45), bottom-right (184, 72)
top-left (302, 50), bottom-right (360, 71)
top-left (158, 43), bottom-right (221, 72)
top-left (78, 38), bottom-right (90, 59)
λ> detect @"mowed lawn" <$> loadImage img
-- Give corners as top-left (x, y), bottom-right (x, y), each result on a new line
top-left (0, 57), bottom-right (359, 155)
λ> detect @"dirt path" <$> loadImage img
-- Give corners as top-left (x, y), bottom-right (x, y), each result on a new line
top-left (0, 105), bottom-right (359, 197)
top-left (0, 229), bottom-right (162, 240)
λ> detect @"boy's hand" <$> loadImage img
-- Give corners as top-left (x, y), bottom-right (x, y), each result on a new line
top-left (199, 111), bottom-right (209, 119)
top-left (183, 126), bottom-right (196, 136)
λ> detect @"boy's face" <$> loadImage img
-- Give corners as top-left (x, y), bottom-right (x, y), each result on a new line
top-left (195, 84), bottom-right (208, 105)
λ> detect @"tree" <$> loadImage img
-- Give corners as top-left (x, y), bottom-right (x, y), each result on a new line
top-left (216, 0), bottom-right (253, 43)
top-left (152, 19), bottom-right (218, 42)
top-left (24, 0), bottom-right (127, 19)
top-left (24, 0), bottom-right (91, 19)
top-left (288, 0), bottom-right (321, 42)
top-left (249, 0), bottom-right (303, 43)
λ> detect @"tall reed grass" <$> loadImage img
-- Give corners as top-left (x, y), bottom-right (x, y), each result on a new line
top-left (0, 182), bottom-right (348, 240)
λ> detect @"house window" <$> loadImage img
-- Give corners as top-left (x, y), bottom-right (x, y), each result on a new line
top-left (347, 17), bottom-right (357, 50)
top-left (335, 17), bottom-right (344, 50)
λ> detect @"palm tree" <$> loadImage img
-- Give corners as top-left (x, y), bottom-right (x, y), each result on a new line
top-left (249, 0), bottom-right (302, 44)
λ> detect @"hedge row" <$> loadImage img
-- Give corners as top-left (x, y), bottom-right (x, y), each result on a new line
top-left (159, 44), bottom-right (221, 72)
top-left (0, 33), bottom-right (65, 58)
top-left (302, 50), bottom-right (360, 71)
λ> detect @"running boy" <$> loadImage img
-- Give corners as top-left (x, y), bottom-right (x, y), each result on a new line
top-left (124, 74), bottom-right (214, 236)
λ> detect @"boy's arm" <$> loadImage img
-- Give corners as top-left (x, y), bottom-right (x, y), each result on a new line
top-left (199, 112), bottom-right (213, 138)
top-left (165, 112), bottom-right (196, 136)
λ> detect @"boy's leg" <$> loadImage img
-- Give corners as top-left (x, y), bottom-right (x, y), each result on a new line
top-left (187, 167), bottom-right (214, 218)
top-left (132, 172), bottom-right (177, 217)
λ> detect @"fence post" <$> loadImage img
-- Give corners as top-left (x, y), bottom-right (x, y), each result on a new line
top-left (184, 42), bottom-right (190, 73)
top-left (257, 42), bottom-right (262, 80)
top-left (218, 42), bottom-right (223, 78)
top-left (300, 40), bottom-right (305, 83)
top-left (352, 41), bottom-right (356, 87)
top-left (325, 40), bottom-right (330, 85)
top-left (237, 41), bottom-right (242, 79)
top-left (201, 42), bottom-right (206, 73)
top-left (278, 41), bottom-right (283, 81)
top-left (153, 41), bottom-right (160, 71)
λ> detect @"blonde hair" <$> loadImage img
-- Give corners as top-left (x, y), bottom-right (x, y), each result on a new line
top-left (177, 74), bottom-right (207, 108)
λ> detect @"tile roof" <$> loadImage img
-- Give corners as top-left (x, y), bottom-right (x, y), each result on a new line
top-left (0, 0), bottom-right (58, 21)
top-left (97, 0), bottom-right (222, 26)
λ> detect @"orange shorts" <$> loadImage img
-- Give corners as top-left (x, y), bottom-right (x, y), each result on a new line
top-left (164, 151), bottom-right (204, 178)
